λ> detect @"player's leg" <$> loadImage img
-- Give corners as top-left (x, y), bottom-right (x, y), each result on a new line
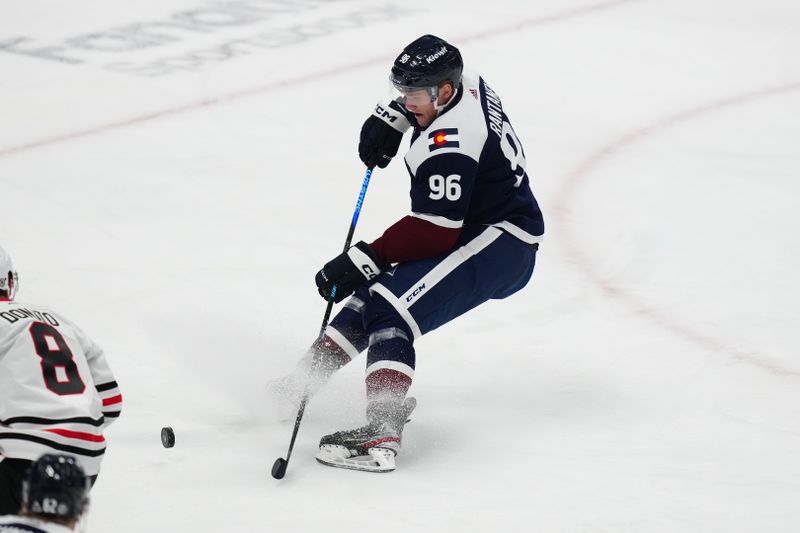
top-left (363, 298), bottom-right (416, 411)
top-left (270, 287), bottom-right (373, 407)
top-left (0, 457), bottom-right (32, 515)
top-left (317, 227), bottom-right (536, 470)
top-left (369, 226), bottom-right (537, 338)
top-left (315, 285), bottom-right (419, 472)
top-left (357, 225), bottom-right (536, 423)
top-left (299, 287), bottom-right (371, 385)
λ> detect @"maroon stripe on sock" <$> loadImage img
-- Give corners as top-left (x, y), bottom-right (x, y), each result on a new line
top-left (366, 368), bottom-right (412, 400)
top-left (313, 334), bottom-right (352, 369)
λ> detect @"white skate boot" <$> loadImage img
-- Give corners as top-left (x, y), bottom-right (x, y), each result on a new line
top-left (316, 397), bottom-right (417, 473)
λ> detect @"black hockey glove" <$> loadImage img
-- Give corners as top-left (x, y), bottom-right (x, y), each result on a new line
top-left (358, 99), bottom-right (415, 169)
top-left (315, 241), bottom-right (385, 303)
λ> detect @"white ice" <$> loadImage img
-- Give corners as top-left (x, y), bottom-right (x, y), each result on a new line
top-left (1, 0), bottom-right (799, 531)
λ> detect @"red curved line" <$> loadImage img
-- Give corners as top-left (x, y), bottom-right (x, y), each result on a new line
top-left (553, 81), bottom-right (800, 377)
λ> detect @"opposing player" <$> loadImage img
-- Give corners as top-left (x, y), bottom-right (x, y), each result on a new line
top-left (0, 245), bottom-right (122, 514)
top-left (280, 35), bottom-right (544, 472)
top-left (0, 454), bottom-right (90, 532)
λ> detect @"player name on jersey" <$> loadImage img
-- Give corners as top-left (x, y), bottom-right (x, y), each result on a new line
top-left (483, 83), bottom-right (504, 139)
top-left (1, 306), bottom-right (60, 325)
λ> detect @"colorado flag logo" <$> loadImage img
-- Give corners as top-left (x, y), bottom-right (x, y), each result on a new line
top-left (428, 128), bottom-right (460, 151)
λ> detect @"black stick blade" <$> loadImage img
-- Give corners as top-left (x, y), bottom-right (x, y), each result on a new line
top-left (272, 457), bottom-right (288, 479)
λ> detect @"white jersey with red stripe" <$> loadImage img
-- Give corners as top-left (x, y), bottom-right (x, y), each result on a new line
top-left (0, 301), bottom-right (121, 476)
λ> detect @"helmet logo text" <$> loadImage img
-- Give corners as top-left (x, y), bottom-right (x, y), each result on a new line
top-left (425, 46), bottom-right (447, 64)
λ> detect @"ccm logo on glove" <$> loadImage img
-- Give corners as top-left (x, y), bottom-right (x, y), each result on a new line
top-left (375, 103), bottom-right (403, 125)
top-left (348, 246), bottom-right (380, 279)
top-left (359, 99), bottom-right (414, 169)
top-left (315, 241), bottom-right (386, 303)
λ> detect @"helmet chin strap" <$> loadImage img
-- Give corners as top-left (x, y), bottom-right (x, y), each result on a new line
top-left (434, 85), bottom-right (458, 114)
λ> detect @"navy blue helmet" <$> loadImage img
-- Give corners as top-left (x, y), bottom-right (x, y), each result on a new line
top-left (390, 35), bottom-right (463, 91)
top-left (23, 454), bottom-right (89, 519)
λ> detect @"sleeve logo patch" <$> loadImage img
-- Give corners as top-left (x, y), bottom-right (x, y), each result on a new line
top-left (428, 128), bottom-right (460, 151)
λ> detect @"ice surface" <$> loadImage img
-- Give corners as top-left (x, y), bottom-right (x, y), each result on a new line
top-left (1, 0), bottom-right (799, 531)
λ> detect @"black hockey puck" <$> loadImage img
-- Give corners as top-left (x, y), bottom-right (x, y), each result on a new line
top-left (271, 457), bottom-right (287, 479)
top-left (161, 426), bottom-right (175, 448)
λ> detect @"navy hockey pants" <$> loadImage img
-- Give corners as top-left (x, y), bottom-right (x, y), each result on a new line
top-left (325, 225), bottom-right (538, 381)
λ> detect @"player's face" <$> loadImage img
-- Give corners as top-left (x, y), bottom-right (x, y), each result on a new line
top-left (403, 83), bottom-right (453, 129)
top-left (403, 90), bottom-right (437, 128)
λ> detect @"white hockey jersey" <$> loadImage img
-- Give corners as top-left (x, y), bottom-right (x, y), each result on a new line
top-left (0, 302), bottom-right (121, 476)
top-left (0, 515), bottom-right (74, 533)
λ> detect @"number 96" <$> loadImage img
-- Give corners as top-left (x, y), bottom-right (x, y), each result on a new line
top-left (428, 174), bottom-right (461, 201)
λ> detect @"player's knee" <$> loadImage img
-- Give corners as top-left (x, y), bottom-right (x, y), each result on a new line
top-left (362, 293), bottom-right (413, 341)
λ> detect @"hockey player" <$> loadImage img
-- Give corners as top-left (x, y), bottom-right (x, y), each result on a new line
top-left (0, 245), bottom-right (122, 514)
top-left (0, 454), bottom-right (90, 532)
top-left (283, 35), bottom-right (544, 472)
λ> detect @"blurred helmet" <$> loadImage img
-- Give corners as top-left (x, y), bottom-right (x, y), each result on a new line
top-left (0, 244), bottom-right (18, 301)
top-left (390, 35), bottom-right (463, 105)
top-left (23, 454), bottom-right (89, 520)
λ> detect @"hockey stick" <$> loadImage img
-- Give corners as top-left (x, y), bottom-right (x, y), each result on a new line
top-left (271, 166), bottom-right (374, 480)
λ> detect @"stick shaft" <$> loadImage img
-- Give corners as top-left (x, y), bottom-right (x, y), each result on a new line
top-left (316, 166), bottom-right (373, 337)
top-left (279, 167), bottom-right (374, 475)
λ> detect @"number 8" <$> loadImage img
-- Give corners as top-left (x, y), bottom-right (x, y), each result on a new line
top-left (29, 322), bottom-right (85, 395)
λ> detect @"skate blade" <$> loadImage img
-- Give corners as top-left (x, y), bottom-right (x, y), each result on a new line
top-left (316, 445), bottom-right (396, 473)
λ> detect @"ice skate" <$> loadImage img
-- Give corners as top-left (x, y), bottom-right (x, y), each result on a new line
top-left (316, 397), bottom-right (417, 473)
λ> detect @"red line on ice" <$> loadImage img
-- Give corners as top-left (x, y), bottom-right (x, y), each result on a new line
top-left (0, 0), bottom-right (639, 159)
top-left (552, 81), bottom-right (800, 377)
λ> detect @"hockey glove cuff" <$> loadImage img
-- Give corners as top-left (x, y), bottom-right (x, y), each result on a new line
top-left (358, 99), bottom-right (415, 169)
top-left (315, 241), bottom-right (385, 303)
top-left (375, 99), bottom-right (414, 133)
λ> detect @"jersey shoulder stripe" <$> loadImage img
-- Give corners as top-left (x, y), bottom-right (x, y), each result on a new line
top-left (405, 70), bottom-right (488, 175)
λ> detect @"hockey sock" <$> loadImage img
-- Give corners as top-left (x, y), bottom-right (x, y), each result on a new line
top-left (303, 333), bottom-right (354, 380)
top-left (365, 326), bottom-right (415, 410)
top-left (366, 368), bottom-right (412, 405)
